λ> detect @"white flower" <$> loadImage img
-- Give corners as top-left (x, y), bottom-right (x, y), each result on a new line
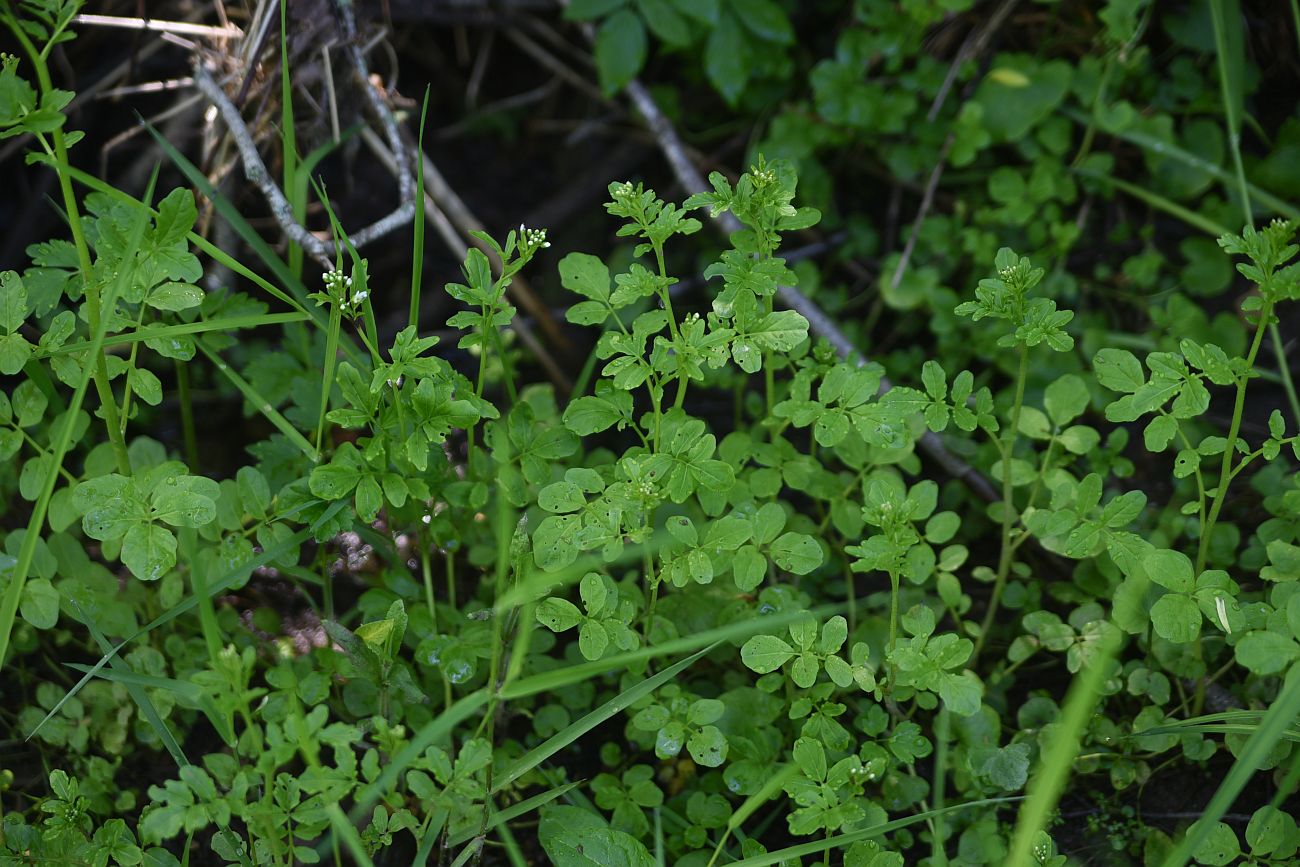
top-left (519, 224), bottom-right (550, 250)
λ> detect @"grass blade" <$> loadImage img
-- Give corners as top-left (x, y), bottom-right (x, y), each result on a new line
top-left (448, 782), bottom-right (581, 846)
top-left (725, 797), bottom-right (1021, 867)
top-left (0, 191), bottom-right (151, 668)
top-left (1007, 628), bottom-right (1121, 866)
top-left (42, 312), bottom-right (309, 356)
top-left (1159, 665), bottom-right (1300, 867)
top-left (27, 501), bottom-right (344, 740)
top-left (492, 643), bottom-right (716, 794)
top-left (195, 336), bottom-right (318, 461)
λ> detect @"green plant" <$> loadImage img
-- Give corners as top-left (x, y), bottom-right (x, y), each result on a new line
top-left (7, 1), bottom-right (1300, 865)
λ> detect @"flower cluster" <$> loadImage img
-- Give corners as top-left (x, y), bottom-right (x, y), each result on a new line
top-left (316, 268), bottom-right (368, 317)
top-left (518, 224), bottom-right (551, 256)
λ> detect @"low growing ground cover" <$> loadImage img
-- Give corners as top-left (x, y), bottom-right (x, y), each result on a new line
top-left (3, 1), bottom-right (1300, 865)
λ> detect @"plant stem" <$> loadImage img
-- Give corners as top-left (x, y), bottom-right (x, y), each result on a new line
top-left (1197, 301), bottom-right (1272, 573)
top-left (421, 542), bottom-right (437, 624)
top-left (642, 550), bottom-right (660, 643)
top-left (930, 706), bottom-right (950, 866)
top-left (9, 16), bottom-right (131, 474)
top-left (886, 569), bottom-right (900, 699)
top-left (176, 359), bottom-right (200, 471)
top-left (972, 344), bottom-right (1029, 663)
top-left (1268, 322), bottom-right (1300, 428)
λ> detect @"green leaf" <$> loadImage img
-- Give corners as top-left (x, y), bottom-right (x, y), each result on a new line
top-left (579, 620), bottom-right (610, 659)
top-left (1145, 415), bottom-right (1178, 452)
top-left (740, 634), bottom-right (795, 673)
top-left (150, 476), bottom-right (220, 528)
top-left (705, 12), bottom-right (750, 104)
top-left (687, 725), bottom-right (728, 767)
top-left (564, 390), bottom-right (632, 435)
top-left (704, 514), bottom-right (751, 550)
top-left (153, 187), bottom-right (198, 247)
top-left (20, 577), bottom-right (59, 629)
top-left (536, 598), bottom-right (583, 632)
top-left (1234, 631), bottom-right (1300, 675)
top-left (309, 443), bottom-right (365, 499)
top-left (792, 737), bottom-right (827, 781)
top-left (595, 10), bottom-right (647, 97)
top-left (639, 0), bottom-right (692, 45)
top-left (937, 671), bottom-right (983, 716)
top-left (1044, 374), bottom-right (1089, 425)
top-left (1150, 593), bottom-right (1201, 644)
top-left (746, 310), bottom-right (808, 352)
top-left (820, 615), bottom-right (848, 654)
top-left (538, 805), bottom-right (655, 866)
top-left (579, 572), bottom-right (608, 614)
top-left (770, 532), bottom-right (822, 575)
top-left (1143, 548), bottom-right (1195, 593)
top-left (732, 545), bottom-right (766, 591)
top-left (121, 524), bottom-right (177, 581)
top-left (147, 282), bottom-right (203, 311)
top-left (0, 332), bottom-right (33, 375)
top-left (354, 474), bottom-right (383, 522)
top-left (974, 57), bottom-right (1071, 142)
top-left (729, 0), bottom-right (793, 43)
top-left (981, 742), bottom-right (1031, 791)
top-left (1190, 821), bottom-right (1241, 866)
top-left (0, 270), bottom-right (28, 332)
top-left (1094, 348), bottom-right (1145, 393)
top-left (559, 252), bottom-right (611, 302)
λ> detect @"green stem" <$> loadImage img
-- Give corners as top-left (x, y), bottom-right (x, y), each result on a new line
top-left (176, 358), bottom-right (200, 471)
top-left (1268, 322), bottom-right (1300, 428)
top-left (1174, 422), bottom-right (1209, 543)
top-left (642, 550), bottom-right (660, 644)
top-left (763, 295), bottom-right (776, 420)
top-left (421, 541), bottom-right (437, 624)
top-left (930, 707), bottom-right (950, 866)
top-left (886, 569), bottom-right (900, 699)
top-left (1197, 302), bottom-right (1273, 573)
top-left (446, 547), bottom-right (457, 610)
top-left (7, 13), bottom-right (130, 474)
top-left (972, 344), bottom-right (1029, 663)
top-left (314, 303), bottom-right (342, 458)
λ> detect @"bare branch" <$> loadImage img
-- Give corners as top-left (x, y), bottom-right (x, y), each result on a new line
top-left (193, 63), bottom-right (335, 269)
top-left (623, 79), bottom-right (1001, 503)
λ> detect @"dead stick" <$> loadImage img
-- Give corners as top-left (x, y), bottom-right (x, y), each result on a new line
top-left (193, 64), bottom-right (335, 269)
top-left (624, 79), bottom-right (1000, 503)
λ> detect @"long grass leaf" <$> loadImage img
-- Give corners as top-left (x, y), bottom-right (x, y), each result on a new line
top-left (724, 798), bottom-right (1021, 867)
top-left (409, 87), bottom-right (431, 329)
top-left (1007, 628), bottom-right (1121, 865)
top-left (1061, 108), bottom-right (1299, 220)
top-left (1071, 168), bottom-right (1231, 237)
top-left (195, 337), bottom-right (318, 461)
top-left (501, 603), bottom-right (841, 701)
top-left (143, 121), bottom-right (308, 306)
top-left (80, 609), bottom-right (189, 767)
top-left (351, 690), bottom-right (490, 815)
top-left (1159, 665), bottom-right (1300, 867)
top-left (492, 643), bottom-right (716, 794)
top-left (0, 192), bottom-right (151, 668)
top-left (448, 782), bottom-right (581, 846)
top-left (43, 312), bottom-right (309, 356)
top-left (27, 501), bottom-right (344, 739)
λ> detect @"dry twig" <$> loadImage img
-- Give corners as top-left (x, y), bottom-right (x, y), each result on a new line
top-left (194, 64), bottom-right (335, 268)
top-left (623, 79), bottom-right (1000, 503)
